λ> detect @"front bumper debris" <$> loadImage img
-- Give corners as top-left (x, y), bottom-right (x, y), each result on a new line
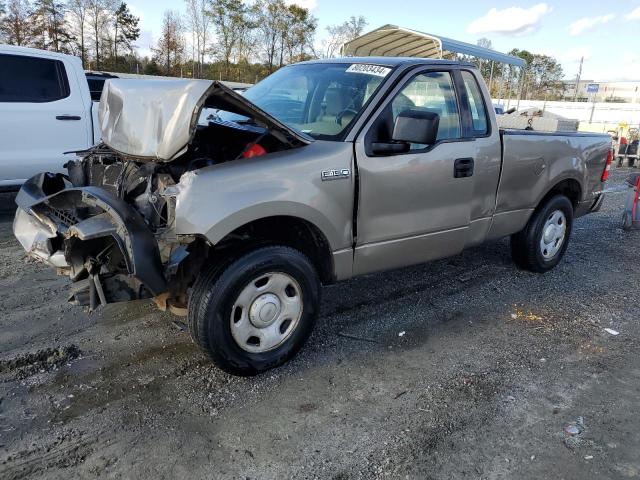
top-left (14, 172), bottom-right (167, 309)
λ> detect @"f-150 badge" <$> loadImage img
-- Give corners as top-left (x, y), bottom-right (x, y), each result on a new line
top-left (321, 169), bottom-right (351, 181)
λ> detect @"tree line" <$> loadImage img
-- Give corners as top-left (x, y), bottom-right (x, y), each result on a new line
top-left (0, 2), bottom-right (566, 101)
top-left (471, 38), bottom-right (566, 101)
top-left (0, 0), bottom-right (140, 71)
top-left (0, 0), bottom-right (366, 83)
top-left (150, 3), bottom-right (366, 82)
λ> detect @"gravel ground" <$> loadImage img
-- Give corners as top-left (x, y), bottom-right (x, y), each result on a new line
top-left (1, 167), bottom-right (639, 479)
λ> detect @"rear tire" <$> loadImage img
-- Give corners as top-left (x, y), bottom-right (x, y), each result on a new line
top-left (511, 195), bottom-right (573, 273)
top-left (190, 246), bottom-right (321, 376)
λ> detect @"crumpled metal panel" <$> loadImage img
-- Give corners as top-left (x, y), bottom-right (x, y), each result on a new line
top-left (98, 78), bottom-right (312, 162)
top-left (99, 79), bottom-right (213, 161)
top-left (13, 207), bottom-right (68, 267)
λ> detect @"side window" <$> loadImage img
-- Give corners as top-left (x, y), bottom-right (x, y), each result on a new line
top-left (0, 54), bottom-right (70, 103)
top-left (461, 71), bottom-right (488, 135)
top-left (391, 71), bottom-right (461, 146)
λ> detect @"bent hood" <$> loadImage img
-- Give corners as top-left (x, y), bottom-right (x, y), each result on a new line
top-left (98, 79), bottom-right (311, 161)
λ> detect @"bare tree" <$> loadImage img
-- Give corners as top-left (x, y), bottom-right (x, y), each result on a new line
top-left (153, 9), bottom-right (185, 76)
top-left (86, 0), bottom-right (114, 70)
top-left (1, 0), bottom-right (33, 46)
top-left (67, 0), bottom-right (89, 65)
top-left (324, 15), bottom-right (367, 58)
top-left (185, 0), bottom-right (210, 77)
top-left (0, 1), bottom-right (5, 39)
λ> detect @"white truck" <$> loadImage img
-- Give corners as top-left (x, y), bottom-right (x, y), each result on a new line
top-left (0, 45), bottom-right (100, 191)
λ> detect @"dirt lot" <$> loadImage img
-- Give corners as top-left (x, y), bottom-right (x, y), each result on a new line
top-left (1, 167), bottom-right (639, 479)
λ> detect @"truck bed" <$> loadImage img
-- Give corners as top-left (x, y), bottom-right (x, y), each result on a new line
top-left (487, 129), bottom-right (610, 240)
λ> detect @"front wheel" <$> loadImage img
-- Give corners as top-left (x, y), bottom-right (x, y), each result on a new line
top-left (511, 195), bottom-right (574, 273)
top-left (189, 246), bottom-right (321, 376)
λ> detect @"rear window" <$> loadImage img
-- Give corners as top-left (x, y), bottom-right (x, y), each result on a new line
top-left (461, 71), bottom-right (488, 135)
top-left (0, 53), bottom-right (70, 103)
top-left (86, 74), bottom-right (118, 101)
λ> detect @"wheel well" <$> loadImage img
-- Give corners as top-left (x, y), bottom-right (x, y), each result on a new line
top-left (210, 216), bottom-right (335, 284)
top-left (541, 179), bottom-right (582, 210)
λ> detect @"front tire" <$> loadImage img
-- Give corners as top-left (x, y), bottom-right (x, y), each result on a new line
top-left (511, 195), bottom-right (573, 273)
top-left (190, 246), bottom-right (321, 376)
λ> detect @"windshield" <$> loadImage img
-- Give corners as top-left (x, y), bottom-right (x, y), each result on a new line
top-left (221, 63), bottom-right (392, 140)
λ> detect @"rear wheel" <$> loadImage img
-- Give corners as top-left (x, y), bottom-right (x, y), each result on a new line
top-left (511, 195), bottom-right (573, 273)
top-left (189, 246), bottom-right (321, 376)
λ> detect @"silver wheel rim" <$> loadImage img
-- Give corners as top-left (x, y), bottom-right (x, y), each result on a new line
top-left (230, 272), bottom-right (303, 353)
top-left (540, 210), bottom-right (567, 260)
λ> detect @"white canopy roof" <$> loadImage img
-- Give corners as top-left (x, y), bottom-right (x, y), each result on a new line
top-left (342, 25), bottom-right (526, 67)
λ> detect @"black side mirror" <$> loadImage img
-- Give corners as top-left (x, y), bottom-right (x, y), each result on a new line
top-left (392, 109), bottom-right (439, 145)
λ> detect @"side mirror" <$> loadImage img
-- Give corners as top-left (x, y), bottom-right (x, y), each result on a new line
top-left (392, 109), bottom-right (439, 145)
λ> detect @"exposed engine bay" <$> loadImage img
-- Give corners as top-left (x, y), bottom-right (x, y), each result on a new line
top-left (13, 79), bottom-right (310, 314)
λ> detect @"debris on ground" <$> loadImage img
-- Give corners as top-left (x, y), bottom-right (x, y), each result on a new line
top-left (0, 345), bottom-right (81, 379)
top-left (564, 425), bottom-right (580, 436)
top-left (171, 320), bottom-right (187, 332)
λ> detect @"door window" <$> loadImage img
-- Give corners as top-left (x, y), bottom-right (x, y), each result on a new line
top-left (461, 71), bottom-right (488, 135)
top-left (391, 71), bottom-right (461, 147)
top-left (0, 54), bottom-right (70, 103)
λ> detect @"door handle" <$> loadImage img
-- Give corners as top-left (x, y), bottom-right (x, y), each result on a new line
top-left (454, 157), bottom-right (474, 178)
top-left (56, 115), bottom-right (81, 121)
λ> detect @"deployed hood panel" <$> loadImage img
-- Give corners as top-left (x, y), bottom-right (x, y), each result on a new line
top-left (98, 79), bottom-right (311, 162)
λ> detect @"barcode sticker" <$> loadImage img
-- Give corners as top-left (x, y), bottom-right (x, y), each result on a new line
top-left (345, 64), bottom-right (392, 77)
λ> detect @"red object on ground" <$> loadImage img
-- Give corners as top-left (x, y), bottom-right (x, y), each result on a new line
top-left (601, 150), bottom-right (613, 182)
top-left (632, 175), bottom-right (640, 222)
top-left (242, 143), bottom-right (267, 158)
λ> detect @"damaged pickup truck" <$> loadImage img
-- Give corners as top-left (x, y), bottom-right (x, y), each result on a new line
top-left (14, 58), bottom-right (612, 375)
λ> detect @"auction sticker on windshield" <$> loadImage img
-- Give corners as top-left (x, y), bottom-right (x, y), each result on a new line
top-left (346, 64), bottom-right (392, 77)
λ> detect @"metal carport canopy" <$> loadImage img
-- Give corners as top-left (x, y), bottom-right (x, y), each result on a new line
top-left (341, 24), bottom-right (526, 67)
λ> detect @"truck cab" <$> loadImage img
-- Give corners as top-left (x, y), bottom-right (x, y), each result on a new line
top-left (0, 45), bottom-right (98, 190)
top-left (11, 57), bottom-right (611, 376)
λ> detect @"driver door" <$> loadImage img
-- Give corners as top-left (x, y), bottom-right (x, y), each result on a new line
top-left (353, 69), bottom-right (477, 275)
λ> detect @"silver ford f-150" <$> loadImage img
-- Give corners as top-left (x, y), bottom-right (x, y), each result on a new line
top-left (13, 58), bottom-right (612, 375)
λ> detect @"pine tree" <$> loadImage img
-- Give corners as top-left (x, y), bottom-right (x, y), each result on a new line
top-left (31, 0), bottom-right (73, 52)
top-left (67, 0), bottom-right (89, 66)
top-left (112, 2), bottom-right (139, 70)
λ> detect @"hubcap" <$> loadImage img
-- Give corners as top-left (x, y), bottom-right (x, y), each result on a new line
top-left (230, 272), bottom-right (303, 353)
top-left (539, 210), bottom-right (567, 260)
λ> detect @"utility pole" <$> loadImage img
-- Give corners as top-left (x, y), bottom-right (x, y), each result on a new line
top-left (573, 56), bottom-right (583, 102)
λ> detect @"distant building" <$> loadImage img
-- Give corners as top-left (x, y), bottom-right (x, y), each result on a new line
top-left (563, 80), bottom-right (640, 103)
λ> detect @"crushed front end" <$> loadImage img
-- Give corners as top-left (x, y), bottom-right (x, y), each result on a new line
top-left (13, 148), bottom-right (193, 312)
top-left (12, 78), bottom-right (310, 313)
